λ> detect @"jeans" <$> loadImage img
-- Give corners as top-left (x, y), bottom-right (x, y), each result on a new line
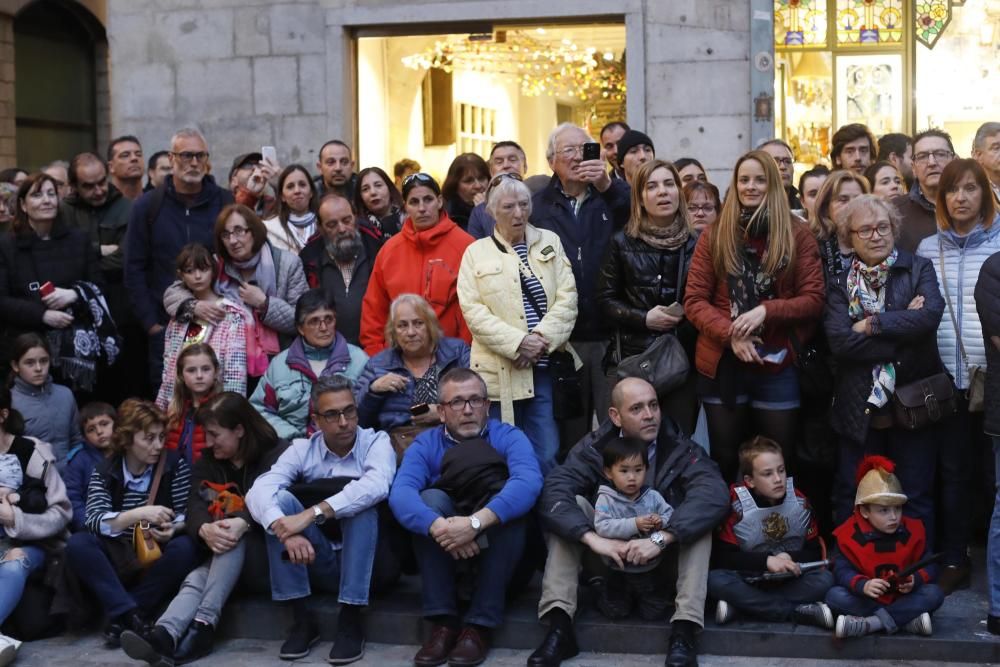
top-left (489, 367), bottom-right (558, 474)
top-left (264, 490), bottom-right (377, 605)
top-left (65, 532), bottom-right (200, 619)
top-left (988, 437), bottom-right (1000, 615)
top-left (156, 539), bottom-right (246, 639)
top-left (412, 489), bottom-right (526, 627)
top-left (707, 568), bottom-right (833, 621)
top-left (0, 544), bottom-right (45, 626)
top-left (825, 584), bottom-right (944, 633)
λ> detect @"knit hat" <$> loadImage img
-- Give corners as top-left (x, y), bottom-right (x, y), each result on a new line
top-left (854, 455), bottom-right (907, 506)
top-left (616, 130), bottom-right (655, 160)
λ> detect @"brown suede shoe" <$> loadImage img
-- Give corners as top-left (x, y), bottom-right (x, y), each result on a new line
top-left (447, 626), bottom-right (490, 667)
top-left (413, 625), bottom-right (460, 667)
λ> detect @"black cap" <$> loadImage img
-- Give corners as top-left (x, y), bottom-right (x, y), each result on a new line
top-left (617, 130), bottom-right (655, 160)
top-left (229, 152), bottom-right (262, 180)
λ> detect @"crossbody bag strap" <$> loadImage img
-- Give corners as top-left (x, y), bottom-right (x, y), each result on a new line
top-left (938, 240), bottom-right (971, 367)
top-left (491, 233), bottom-right (549, 318)
top-left (145, 454), bottom-right (167, 506)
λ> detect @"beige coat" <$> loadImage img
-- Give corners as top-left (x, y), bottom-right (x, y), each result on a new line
top-left (458, 225), bottom-right (579, 422)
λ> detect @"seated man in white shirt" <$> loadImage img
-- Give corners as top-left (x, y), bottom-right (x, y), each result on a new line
top-left (246, 375), bottom-right (396, 665)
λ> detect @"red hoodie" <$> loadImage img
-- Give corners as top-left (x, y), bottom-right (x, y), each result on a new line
top-left (359, 213), bottom-right (474, 356)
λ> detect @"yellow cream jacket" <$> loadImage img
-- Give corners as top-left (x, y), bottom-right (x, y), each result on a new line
top-left (458, 224), bottom-right (579, 422)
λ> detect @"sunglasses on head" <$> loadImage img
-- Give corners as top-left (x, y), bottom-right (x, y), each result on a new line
top-left (402, 172), bottom-right (435, 188)
top-left (486, 172), bottom-right (523, 197)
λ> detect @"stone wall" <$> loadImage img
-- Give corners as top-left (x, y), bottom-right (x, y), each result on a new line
top-left (0, 12), bottom-right (15, 169)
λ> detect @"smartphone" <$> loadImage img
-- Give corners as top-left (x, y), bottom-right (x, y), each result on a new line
top-left (663, 302), bottom-right (684, 318)
top-left (39, 281), bottom-right (55, 297)
top-left (582, 142), bottom-right (601, 161)
top-left (410, 403), bottom-right (430, 417)
top-left (261, 145), bottom-right (277, 165)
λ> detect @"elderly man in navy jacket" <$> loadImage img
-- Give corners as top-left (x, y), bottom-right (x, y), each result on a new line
top-left (390, 368), bottom-right (543, 667)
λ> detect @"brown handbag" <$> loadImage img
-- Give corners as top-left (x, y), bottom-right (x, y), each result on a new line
top-left (891, 372), bottom-right (958, 430)
top-left (389, 424), bottom-right (433, 464)
top-left (133, 455), bottom-right (167, 568)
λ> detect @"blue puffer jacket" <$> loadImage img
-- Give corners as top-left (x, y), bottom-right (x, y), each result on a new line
top-left (63, 442), bottom-right (106, 531)
top-left (354, 337), bottom-right (470, 431)
top-left (917, 217), bottom-right (1000, 389)
top-left (529, 175), bottom-right (630, 341)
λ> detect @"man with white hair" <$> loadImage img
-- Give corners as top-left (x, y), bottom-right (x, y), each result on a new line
top-left (530, 122), bottom-right (631, 450)
top-left (123, 127), bottom-right (234, 390)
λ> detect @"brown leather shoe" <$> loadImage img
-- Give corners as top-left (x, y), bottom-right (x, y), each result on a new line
top-left (413, 624), bottom-right (460, 667)
top-left (939, 564), bottom-right (971, 595)
top-left (447, 626), bottom-right (489, 667)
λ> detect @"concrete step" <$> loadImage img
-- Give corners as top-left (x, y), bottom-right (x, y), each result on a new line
top-left (217, 573), bottom-right (1000, 664)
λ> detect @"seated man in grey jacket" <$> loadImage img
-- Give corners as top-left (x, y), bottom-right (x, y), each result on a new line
top-left (529, 377), bottom-right (729, 667)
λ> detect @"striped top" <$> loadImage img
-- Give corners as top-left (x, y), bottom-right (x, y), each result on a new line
top-left (514, 243), bottom-right (549, 368)
top-left (84, 457), bottom-right (192, 538)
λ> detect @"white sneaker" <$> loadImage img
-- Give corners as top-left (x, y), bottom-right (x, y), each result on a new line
top-left (0, 633), bottom-right (19, 667)
top-left (835, 614), bottom-right (874, 638)
top-left (905, 612), bottom-right (933, 636)
top-left (715, 599), bottom-right (735, 625)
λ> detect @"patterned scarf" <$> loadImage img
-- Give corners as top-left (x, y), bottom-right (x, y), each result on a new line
top-left (45, 281), bottom-right (121, 392)
top-left (637, 214), bottom-right (690, 251)
top-left (727, 207), bottom-right (787, 334)
top-left (847, 249), bottom-right (898, 406)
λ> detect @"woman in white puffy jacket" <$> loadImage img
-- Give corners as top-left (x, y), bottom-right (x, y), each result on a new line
top-left (457, 174), bottom-right (578, 474)
top-left (917, 158), bottom-right (1000, 591)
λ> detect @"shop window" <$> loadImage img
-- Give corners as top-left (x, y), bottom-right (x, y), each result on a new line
top-left (457, 104), bottom-right (497, 157)
top-left (775, 0), bottom-right (828, 47)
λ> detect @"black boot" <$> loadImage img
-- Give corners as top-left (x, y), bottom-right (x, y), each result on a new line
top-left (328, 604), bottom-right (366, 665)
top-left (105, 610), bottom-right (149, 649)
top-left (120, 624), bottom-right (175, 666)
top-left (664, 620), bottom-right (698, 667)
top-left (173, 620), bottom-right (215, 664)
top-left (279, 598), bottom-right (320, 660)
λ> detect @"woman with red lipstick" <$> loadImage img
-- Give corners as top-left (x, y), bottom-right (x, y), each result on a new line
top-left (684, 151), bottom-right (825, 484)
top-left (263, 165), bottom-right (319, 254)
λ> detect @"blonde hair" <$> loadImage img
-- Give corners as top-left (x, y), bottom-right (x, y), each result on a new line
top-left (626, 159), bottom-right (693, 239)
top-left (809, 169), bottom-right (870, 240)
top-left (384, 293), bottom-right (443, 350)
top-left (711, 151), bottom-right (795, 277)
top-left (111, 399), bottom-right (167, 455)
top-left (168, 343), bottom-right (222, 432)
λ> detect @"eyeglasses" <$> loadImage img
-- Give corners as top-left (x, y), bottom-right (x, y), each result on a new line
top-left (851, 223), bottom-right (893, 240)
top-left (314, 405), bottom-right (358, 423)
top-left (555, 145), bottom-right (585, 159)
top-left (303, 314), bottom-right (335, 329)
top-left (402, 172), bottom-right (435, 189)
top-left (687, 204), bottom-right (716, 214)
top-left (220, 227), bottom-right (250, 241)
top-left (772, 157), bottom-right (793, 167)
top-left (172, 151), bottom-right (210, 164)
top-left (442, 396), bottom-right (487, 412)
top-left (913, 150), bottom-right (954, 164)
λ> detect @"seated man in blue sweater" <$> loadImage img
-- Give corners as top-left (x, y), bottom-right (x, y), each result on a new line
top-left (389, 368), bottom-right (543, 667)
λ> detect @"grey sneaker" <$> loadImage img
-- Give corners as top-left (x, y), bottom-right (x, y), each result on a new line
top-left (715, 599), bottom-right (735, 625)
top-left (793, 602), bottom-right (834, 629)
top-left (835, 614), bottom-right (875, 638)
top-left (904, 612), bottom-right (933, 636)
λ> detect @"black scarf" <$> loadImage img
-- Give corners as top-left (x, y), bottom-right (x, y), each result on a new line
top-left (46, 281), bottom-right (121, 392)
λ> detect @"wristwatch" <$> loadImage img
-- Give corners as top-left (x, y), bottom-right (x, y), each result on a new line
top-left (312, 505), bottom-right (326, 526)
top-left (469, 515), bottom-right (482, 533)
top-left (649, 531), bottom-right (666, 550)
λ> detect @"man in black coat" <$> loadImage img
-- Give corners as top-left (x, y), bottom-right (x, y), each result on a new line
top-left (528, 378), bottom-right (729, 667)
top-left (299, 194), bottom-right (379, 347)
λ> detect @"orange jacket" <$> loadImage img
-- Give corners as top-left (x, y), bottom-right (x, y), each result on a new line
top-left (360, 213), bottom-right (474, 356)
top-left (683, 221), bottom-right (825, 379)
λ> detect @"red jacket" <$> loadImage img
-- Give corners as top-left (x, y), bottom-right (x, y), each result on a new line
top-left (360, 213), bottom-right (474, 356)
top-left (164, 400), bottom-right (209, 464)
top-left (683, 221), bottom-right (825, 378)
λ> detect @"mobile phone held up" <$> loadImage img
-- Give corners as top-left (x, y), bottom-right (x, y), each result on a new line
top-left (261, 145), bottom-right (277, 165)
top-left (582, 142), bottom-right (601, 162)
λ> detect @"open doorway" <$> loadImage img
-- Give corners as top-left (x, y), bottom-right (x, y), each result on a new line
top-left (357, 22), bottom-right (626, 181)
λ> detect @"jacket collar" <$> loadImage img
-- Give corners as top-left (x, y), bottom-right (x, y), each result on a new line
top-left (937, 216), bottom-right (1000, 250)
top-left (285, 333), bottom-right (351, 381)
top-left (64, 184), bottom-right (123, 212)
top-left (908, 182), bottom-right (936, 213)
top-left (400, 212), bottom-right (459, 246)
top-left (165, 174), bottom-right (224, 208)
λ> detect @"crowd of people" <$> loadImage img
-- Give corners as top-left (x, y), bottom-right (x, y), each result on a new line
top-left (0, 117), bottom-right (999, 667)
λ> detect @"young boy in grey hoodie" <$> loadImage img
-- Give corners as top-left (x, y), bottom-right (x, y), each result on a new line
top-left (592, 437), bottom-right (674, 619)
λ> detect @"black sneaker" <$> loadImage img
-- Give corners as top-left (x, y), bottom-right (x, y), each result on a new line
top-left (105, 611), bottom-right (149, 649)
top-left (120, 626), bottom-right (175, 667)
top-left (328, 604), bottom-right (366, 665)
top-left (174, 620), bottom-right (215, 664)
top-left (279, 618), bottom-right (320, 660)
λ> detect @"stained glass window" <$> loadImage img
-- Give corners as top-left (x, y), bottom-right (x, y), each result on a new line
top-left (775, 0), bottom-right (828, 47)
top-left (835, 0), bottom-right (903, 45)
top-left (914, 1), bottom-right (955, 48)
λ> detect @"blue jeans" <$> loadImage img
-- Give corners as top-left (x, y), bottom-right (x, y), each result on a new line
top-left (707, 568), bottom-right (833, 621)
top-left (65, 531), bottom-right (200, 618)
top-left (825, 584), bottom-right (944, 633)
top-left (489, 367), bottom-right (558, 475)
top-left (412, 489), bottom-right (526, 627)
top-left (989, 437), bottom-right (1000, 615)
top-left (0, 544), bottom-right (45, 626)
top-left (264, 490), bottom-right (377, 606)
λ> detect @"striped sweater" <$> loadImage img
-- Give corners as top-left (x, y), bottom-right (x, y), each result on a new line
top-left (83, 451), bottom-right (191, 537)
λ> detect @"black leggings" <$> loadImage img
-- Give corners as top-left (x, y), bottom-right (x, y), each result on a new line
top-left (703, 403), bottom-right (799, 485)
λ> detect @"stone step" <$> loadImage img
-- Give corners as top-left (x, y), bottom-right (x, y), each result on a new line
top-left (216, 574), bottom-right (1000, 664)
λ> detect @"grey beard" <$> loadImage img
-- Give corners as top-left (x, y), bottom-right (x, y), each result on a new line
top-left (326, 232), bottom-right (362, 263)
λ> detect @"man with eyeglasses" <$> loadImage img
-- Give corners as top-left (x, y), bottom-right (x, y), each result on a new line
top-left (972, 122), bottom-right (1000, 202)
top-left (468, 140), bottom-right (529, 239)
top-left (760, 139), bottom-right (803, 211)
top-left (247, 374), bottom-right (396, 665)
top-left (389, 367), bottom-right (543, 667)
top-left (124, 127), bottom-right (234, 392)
top-left (531, 122), bottom-right (631, 449)
top-left (892, 128), bottom-right (956, 253)
top-left (530, 377), bottom-right (727, 667)
top-left (830, 123), bottom-right (877, 175)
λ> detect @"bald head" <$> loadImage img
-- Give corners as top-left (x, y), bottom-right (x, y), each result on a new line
top-left (609, 378), bottom-right (661, 443)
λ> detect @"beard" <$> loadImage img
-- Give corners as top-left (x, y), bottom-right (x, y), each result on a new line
top-left (326, 230), bottom-right (362, 263)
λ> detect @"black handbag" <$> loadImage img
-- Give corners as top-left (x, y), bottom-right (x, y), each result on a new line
top-left (615, 333), bottom-right (689, 395)
top-left (891, 372), bottom-right (958, 430)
